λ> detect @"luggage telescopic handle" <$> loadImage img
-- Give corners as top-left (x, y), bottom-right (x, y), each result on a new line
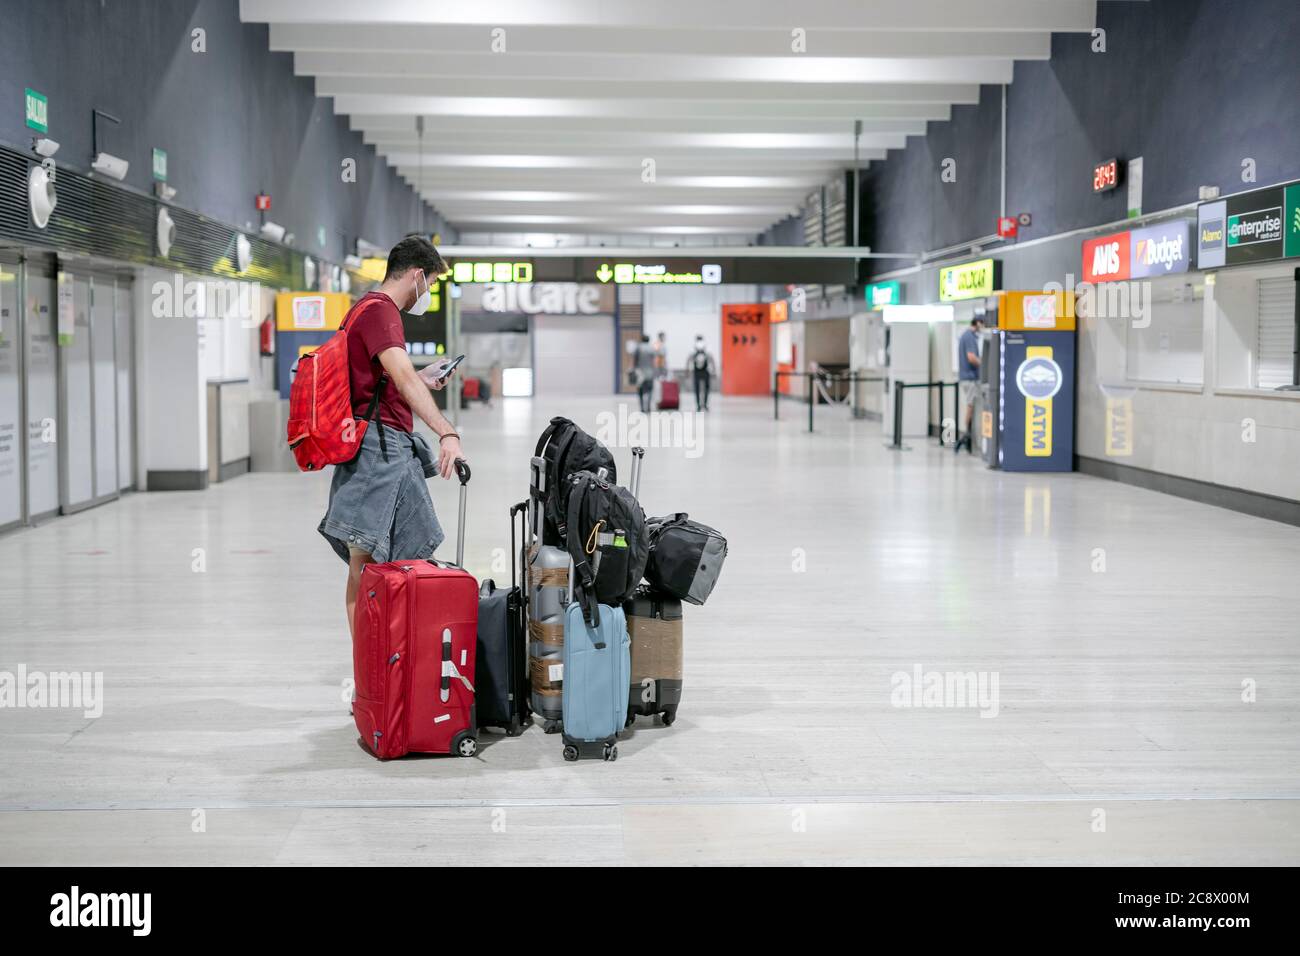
top-left (630, 446), bottom-right (645, 498)
top-left (455, 459), bottom-right (469, 568)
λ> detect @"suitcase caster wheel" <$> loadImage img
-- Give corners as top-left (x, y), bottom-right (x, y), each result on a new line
top-left (603, 744), bottom-right (618, 762)
top-left (562, 745), bottom-right (579, 762)
top-left (507, 717), bottom-right (522, 737)
top-left (544, 720), bottom-right (560, 735)
top-left (454, 734), bottom-right (477, 757)
top-left (661, 710), bottom-right (676, 727)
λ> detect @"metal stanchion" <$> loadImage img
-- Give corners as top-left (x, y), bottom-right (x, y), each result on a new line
top-left (773, 370), bottom-right (781, 420)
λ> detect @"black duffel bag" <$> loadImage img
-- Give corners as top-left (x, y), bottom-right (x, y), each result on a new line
top-left (565, 470), bottom-right (648, 626)
top-left (645, 514), bottom-right (728, 606)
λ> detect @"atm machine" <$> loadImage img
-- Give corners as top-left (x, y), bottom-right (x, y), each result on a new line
top-left (992, 291), bottom-right (1076, 472)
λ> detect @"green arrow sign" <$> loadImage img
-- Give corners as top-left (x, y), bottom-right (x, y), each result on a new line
top-left (596, 263), bottom-right (613, 283)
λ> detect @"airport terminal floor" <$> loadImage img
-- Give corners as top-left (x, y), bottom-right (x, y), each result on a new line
top-left (3, 397), bottom-right (1297, 866)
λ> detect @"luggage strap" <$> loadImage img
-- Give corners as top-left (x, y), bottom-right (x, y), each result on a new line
top-left (566, 478), bottom-right (601, 628)
top-left (357, 372), bottom-right (390, 461)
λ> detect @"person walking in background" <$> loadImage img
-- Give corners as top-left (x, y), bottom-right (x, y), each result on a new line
top-left (688, 334), bottom-right (717, 411)
top-left (633, 333), bottom-right (657, 413)
top-left (956, 316), bottom-right (983, 453)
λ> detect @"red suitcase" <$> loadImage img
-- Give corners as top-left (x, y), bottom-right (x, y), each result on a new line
top-left (658, 378), bottom-right (680, 410)
top-left (352, 460), bottom-right (479, 759)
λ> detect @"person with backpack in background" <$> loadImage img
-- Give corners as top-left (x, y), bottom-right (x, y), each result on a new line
top-left (688, 334), bottom-right (716, 411)
top-left (314, 236), bottom-right (467, 637)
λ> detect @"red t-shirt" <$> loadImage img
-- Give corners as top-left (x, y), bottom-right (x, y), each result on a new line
top-left (345, 292), bottom-right (413, 433)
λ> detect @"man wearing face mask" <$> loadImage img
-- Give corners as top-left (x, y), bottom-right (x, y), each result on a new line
top-left (318, 235), bottom-right (467, 638)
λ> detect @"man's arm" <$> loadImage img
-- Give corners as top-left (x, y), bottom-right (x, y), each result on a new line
top-left (377, 346), bottom-right (463, 479)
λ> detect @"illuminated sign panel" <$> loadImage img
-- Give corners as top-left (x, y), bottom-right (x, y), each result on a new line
top-left (450, 261), bottom-right (533, 284)
top-left (1093, 158), bottom-right (1119, 193)
top-left (864, 280), bottom-right (902, 309)
top-left (938, 259), bottom-right (1000, 302)
top-left (595, 262), bottom-right (722, 285)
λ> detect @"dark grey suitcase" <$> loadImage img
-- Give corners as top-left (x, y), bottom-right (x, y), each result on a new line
top-left (475, 502), bottom-right (531, 736)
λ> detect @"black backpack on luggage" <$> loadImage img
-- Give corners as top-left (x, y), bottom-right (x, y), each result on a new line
top-left (533, 417), bottom-right (617, 544)
top-left (645, 514), bottom-right (728, 606)
top-left (564, 470), bottom-right (648, 626)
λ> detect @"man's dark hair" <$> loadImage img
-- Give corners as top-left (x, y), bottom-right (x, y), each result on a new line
top-left (971, 316), bottom-right (984, 327)
top-left (385, 235), bottom-right (447, 281)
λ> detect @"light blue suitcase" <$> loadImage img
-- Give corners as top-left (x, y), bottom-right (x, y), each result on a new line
top-left (561, 602), bottom-right (631, 761)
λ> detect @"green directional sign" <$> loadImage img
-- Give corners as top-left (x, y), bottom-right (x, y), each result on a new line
top-left (152, 148), bottom-right (168, 181)
top-left (24, 88), bottom-right (48, 133)
top-left (595, 263), bottom-right (613, 283)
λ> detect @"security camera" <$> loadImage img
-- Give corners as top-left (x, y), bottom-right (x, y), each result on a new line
top-left (28, 164), bottom-right (57, 229)
top-left (235, 234), bottom-right (252, 273)
top-left (91, 151), bottom-right (129, 181)
top-left (157, 208), bottom-right (176, 258)
top-left (154, 181), bottom-right (176, 202)
top-left (32, 137), bottom-right (60, 158)
top-left (259, 221), bottom-right (286, 243)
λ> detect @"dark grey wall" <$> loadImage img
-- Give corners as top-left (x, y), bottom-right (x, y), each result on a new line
top-left (0, 0), bottom-right (450, 261)
top-left (856, 0), bottom-right (1300, 274)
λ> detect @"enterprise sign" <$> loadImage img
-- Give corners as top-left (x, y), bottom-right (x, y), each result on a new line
top-left (1197, 183), bottom-right (1299, 268)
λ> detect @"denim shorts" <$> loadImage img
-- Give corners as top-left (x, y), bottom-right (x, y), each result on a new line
top-left (318, 425), bottom-right (446, 565)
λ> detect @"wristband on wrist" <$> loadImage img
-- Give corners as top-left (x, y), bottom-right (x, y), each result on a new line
top-left (440, 433), bottom-right (460, 443)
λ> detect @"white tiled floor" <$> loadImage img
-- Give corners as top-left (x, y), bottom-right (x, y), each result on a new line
top-left (2, 395), bottom-right (1299, 865)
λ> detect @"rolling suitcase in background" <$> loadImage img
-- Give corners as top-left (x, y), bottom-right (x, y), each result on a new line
top-left (624, 587), bottom-right (683, 727)
top-left (657, 377), bottom-right (680, 410)
top-left (475, 501), bottom-right (531, 736)
top-left (352, 460), bottom-right (479, 759)
top-left (528, 455), bottom-right (569, 733)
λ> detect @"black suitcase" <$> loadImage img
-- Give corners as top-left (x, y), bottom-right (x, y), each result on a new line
top-left (475, 502), bottom-right (531, 736)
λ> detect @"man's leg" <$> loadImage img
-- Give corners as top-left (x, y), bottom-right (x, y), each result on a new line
top-left (346, 548), bottom-right (375, 639)
top-left (702, 372), bottom-right (711, 410)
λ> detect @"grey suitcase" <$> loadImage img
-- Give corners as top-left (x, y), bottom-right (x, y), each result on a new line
top-left (528, 455), bottom-right (568, 733)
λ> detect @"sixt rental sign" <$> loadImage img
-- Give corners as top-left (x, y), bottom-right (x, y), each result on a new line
top-left (1081, 221), bottom-right (1190, 283)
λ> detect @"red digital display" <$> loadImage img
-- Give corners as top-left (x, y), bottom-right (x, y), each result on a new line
top-left (1093, 159), bottom-right (1119, 193)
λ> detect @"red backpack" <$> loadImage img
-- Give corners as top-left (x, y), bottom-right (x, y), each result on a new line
top-left (286, 304), bottom-right (388, 472)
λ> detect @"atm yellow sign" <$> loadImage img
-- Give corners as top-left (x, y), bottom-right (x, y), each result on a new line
top-left (939, 258), bottom-right (998, 302)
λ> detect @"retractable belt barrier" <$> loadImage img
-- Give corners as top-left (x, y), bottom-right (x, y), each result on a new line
top-left (886, 380), bottom-right (960, 451)
top-left (773, 370), bottom-right (887, 433)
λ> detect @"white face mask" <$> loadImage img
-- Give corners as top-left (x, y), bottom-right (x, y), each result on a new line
top-left (408, 271), bottom-right (432, 315)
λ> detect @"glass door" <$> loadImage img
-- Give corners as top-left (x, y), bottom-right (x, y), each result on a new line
top-left (0, 253), bottom-right (21, 530)
top-left (24, 255), bottom-right (58, 521)
top-left (91, 274), bottom-right (119, 502)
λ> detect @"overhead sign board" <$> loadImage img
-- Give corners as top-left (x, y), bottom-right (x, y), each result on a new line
top-left (451, 260), bottom-right (533, 284)
top-left (1197, 185), bottom-right (1288, 268)
top-left (1081, 220), bottom-right (1190, 283)
top-left (864, 280), bottom-right (902, 309)
top-left (595, 262), bottom-right (722, 285)
top-left (939, 258), bottom-right (1000, 302)
top-left (24, 88), bottom-right (47, 133)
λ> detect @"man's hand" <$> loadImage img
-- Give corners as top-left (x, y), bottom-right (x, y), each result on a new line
top-left (437, 435), bottom-right (463, 480)
top-left (418, 359), bottom-right (452, 391)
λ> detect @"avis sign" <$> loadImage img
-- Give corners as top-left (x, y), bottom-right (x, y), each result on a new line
top-left (1081, 221), bottom-right (1189, 283)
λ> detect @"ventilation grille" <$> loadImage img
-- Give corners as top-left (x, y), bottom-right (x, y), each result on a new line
top-left (0, 144), bottom-right (310, 289)
top-left (1256, 275), bottom-right (1296, 390)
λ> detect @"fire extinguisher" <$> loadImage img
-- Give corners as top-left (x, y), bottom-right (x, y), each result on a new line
top-left (259, 316), bottom-right (275, 357)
